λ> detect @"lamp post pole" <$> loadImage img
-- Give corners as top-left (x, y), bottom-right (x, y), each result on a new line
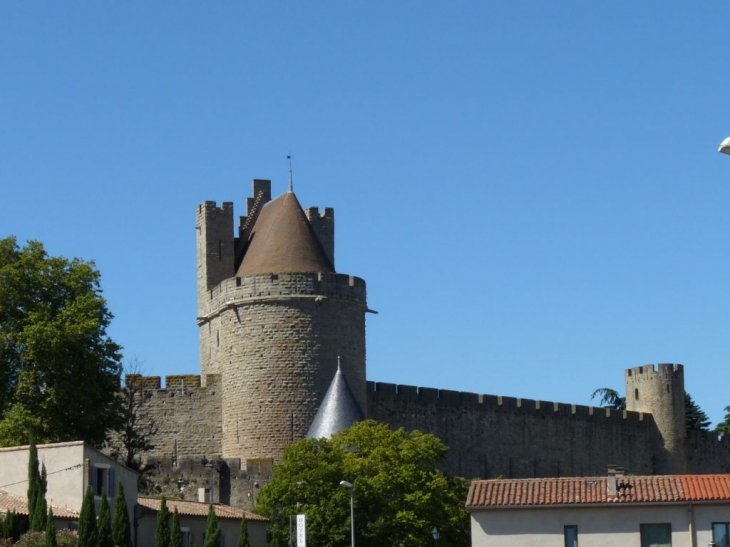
top-left (339, 480), bottom-right (354, 547)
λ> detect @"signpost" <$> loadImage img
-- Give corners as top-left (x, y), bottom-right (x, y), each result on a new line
top-left (296, 514), bottom-right (306, 547)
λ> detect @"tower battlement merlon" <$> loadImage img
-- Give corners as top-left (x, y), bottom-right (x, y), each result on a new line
top-left (196, 200), bottom-right (235, 295)
top-left (625, 363), bottom-right (684, 378)
top-left (304, 206), bottom-right (335, 269)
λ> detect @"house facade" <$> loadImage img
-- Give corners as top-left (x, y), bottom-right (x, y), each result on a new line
top-left (466, 470), bottom-right (730, 547)
top-left (0, 442), bottom-right (267, 547)
top-left (0, 441), bottom-right (138, 533)
top-left (137, 498), bottom-right (267, 547)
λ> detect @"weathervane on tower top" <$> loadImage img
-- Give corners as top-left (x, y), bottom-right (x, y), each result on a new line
top-left (287, 153), bottom-right (294, 193)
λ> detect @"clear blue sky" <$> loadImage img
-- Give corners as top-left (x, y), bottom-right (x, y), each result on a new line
top-left (3, 3), bottom-right (730, 426)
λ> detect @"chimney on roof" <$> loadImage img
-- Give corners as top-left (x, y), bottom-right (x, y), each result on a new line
top-left (607, 464), bottom-right (617, 497)
top-left (616, 466), bottom-right (625, 477)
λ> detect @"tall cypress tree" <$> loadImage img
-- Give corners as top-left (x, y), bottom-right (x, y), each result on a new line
top-left (2, 510), bottom-right (17, 542)
top-left (33, 463), bottom-right (48, 531)
top-left (27, 437), bottom-right (43, 531)
top-left (97, 489), bottom-right (114, 547)
top-left (112, 480), bottom-right (132, 547)
top-left (155, 496), bottom-right (171, 547)
top-left (203, 505), bottom-right (220, 547)
top-left (77, 487), bottom-right (96, 547)
top-left (44, 508), bottom-right (57, 547)
top-left (170, 508), bottom-right (182, 547)
top-left (237, 514), bottom-right (249, 547)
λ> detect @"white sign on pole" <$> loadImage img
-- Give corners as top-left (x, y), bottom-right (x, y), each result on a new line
top-left (296, 514), bottom-right (306, 547)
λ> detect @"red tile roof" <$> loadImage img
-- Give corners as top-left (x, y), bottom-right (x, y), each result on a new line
top-left (466, 475), bottom-right (730, 508)
top-left (0, 490), bottom-right (79, 519)
top-left (137, 497), bottom-right (268, 522)
top-left (236, 192), bottom-right (334, 276)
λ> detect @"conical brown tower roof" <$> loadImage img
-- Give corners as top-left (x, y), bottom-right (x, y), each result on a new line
top-left (236, 191), bottom-right (335, 276)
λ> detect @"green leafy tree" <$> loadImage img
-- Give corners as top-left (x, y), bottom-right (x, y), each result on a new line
top-left (77, 487), bottom-right (96, 547)
top-left (106, 360), bottom-right (156, 490)
top-left (590, 388), bottom-right (626, 410)
top-left (237, 515), bottom-right (249, 547)
top-left (256, 420), bottom-right (470, 547)
top-left (155, 497), bottom-right (170, 547)
top-left (112, 480), bottom-right (133, 547)
top-left (170, 508), bottom-right (182, 547)
top-left (44, 508), bottom-right (57, 547)
top-left (203, 505), bottom-right (221, 547)
top-left (97, 489), bottom-right (113, 547)
top-left (685, 392), bottom-right (711, 432)
top-left (0, 237), bottom-right (123, 447)
top-left (716, 406), bottom-right (730, 434)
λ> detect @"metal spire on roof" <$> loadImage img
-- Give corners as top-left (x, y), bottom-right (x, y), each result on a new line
top-left (306, 358), bottom-right (365, 440)
top-left (287, 153), bottom-right (293, 193)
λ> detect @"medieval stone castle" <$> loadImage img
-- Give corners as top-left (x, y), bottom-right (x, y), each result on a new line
top-left (126, 179), bottom-right (730, 508)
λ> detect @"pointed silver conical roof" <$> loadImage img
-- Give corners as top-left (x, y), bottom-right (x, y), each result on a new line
top-left (306, 364), bottom-right (365, 439)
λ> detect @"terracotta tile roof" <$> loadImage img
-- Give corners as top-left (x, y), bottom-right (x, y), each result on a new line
top-left (466, 475), bottom-right (730, 509)
top-left (0, 490), bottom-right (79, 519)
top-left (137, 497), bottom-right (268, 522)
top-left (236, 192), bottom-right (334, 276)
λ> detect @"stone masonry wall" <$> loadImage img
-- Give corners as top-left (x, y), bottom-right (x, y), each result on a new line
top-left (117, 374), bottom-right (223, 463)
top-left (625, 363), bottom-right (686, 474)
top-left (127, 372), bottom-right (730, 510)
top-left (367, 382), bottom-right (664, 478)
top-left (198, 273), bottom-right (367, 392)
top-left (210, 272), bottom-right (368, 463)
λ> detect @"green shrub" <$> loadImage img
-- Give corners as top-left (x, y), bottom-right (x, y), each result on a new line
top-left (14, 530), bottom-right (45, 547)
top-left (55, 529), bottom-right (78, 547)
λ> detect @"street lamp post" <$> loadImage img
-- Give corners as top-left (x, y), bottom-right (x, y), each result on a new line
top-left (719, 137), bottom-right (730, 155)
top-left (339, 480), bottom-right (354, 547)
top-left (432, 526), bottom-right (440, 547)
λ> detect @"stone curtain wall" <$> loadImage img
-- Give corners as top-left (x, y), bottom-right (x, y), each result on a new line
top-left (118, 374), bottom-right (223, 463)
top-left (366, 382), bottom-right (664, 478)
top-left (123, 371), bottom-right (730, 507)
top-left (687, 430), bottom-right (730, 473)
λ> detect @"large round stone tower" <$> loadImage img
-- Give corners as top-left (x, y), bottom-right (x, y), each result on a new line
top-left (625, 363), bottom-right (686, 474)
top-left (196, 179), bottom-right (368, 463)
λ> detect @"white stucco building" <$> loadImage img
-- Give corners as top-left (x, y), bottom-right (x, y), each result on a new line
top-left (0, 441), bottom-right (268, 547)
top-left (0, 441), bottom-right (138, 532)
top-left (467, 467), bottom-right (730, 547)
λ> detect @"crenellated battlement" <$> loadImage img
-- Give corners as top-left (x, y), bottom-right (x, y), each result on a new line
top-left (366, 381), bottom-right (650, 424)
top-left (125, 374), bottom-right (220, 391)
top-left (625, 363), bottom-right (683, 380)
top-left (198, 272), bottom-right (367, 323)
top-left (304, 206), bottom-right (335, 268)
top-left (197, 201), bottom-right (234, 215)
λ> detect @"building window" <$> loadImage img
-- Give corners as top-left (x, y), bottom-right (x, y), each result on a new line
top-left (713, 523), bottom-right (730, 547)
top-left (564, 525), bottom-right (578, 547)
top-left (90, 464), bottom-right (116, 497)
top-left (181, 528), bottom-right (191, 547)
top-left (640, 523), bottom-right (671, 547)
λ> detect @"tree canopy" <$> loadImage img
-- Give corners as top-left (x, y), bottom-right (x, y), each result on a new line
top-left (0, 237), bottom-right (122, 446)
top-left (685, 392), bottom-right (711, 432)
top-left (590, 388), bottom-right (626, 410)
top-left (255, 420), bottom-right (470, 547)
top-left (717, 406), bottom-right (730, 434)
